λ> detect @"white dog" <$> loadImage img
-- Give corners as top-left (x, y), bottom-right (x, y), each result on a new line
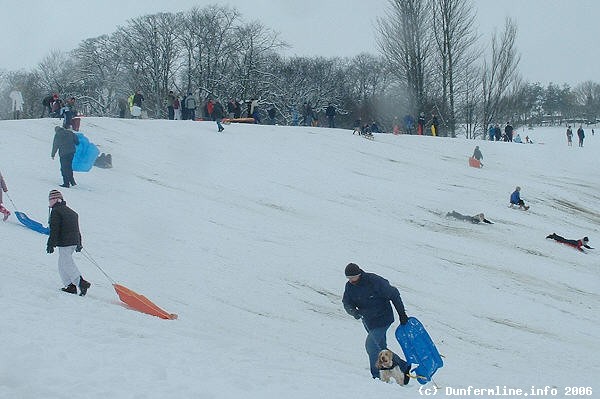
top-left (376, 349), bottom-right (409, 385)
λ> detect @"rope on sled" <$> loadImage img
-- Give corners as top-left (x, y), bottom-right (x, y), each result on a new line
top-left (81, 249), bottom-right (116, 285)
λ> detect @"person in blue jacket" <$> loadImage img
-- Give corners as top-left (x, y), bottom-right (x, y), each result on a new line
top-left (342, 263), bottom-right (410, 381)
top-left (510, 186), bottom-right (529, 210)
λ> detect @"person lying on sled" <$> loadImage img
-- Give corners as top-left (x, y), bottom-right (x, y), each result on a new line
top-left (546, 234), bottom-right (593, 252)
top-left (446, 211), bottom-right (492, 224)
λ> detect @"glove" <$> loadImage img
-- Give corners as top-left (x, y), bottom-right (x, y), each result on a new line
top-left (76, 245), bottom-right (83, 252)
top-left (46, 246), bottom-right (54, 254)
top-left (399, 312), bottom-right (409, 325)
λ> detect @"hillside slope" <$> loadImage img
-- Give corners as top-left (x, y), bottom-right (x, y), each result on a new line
top-left (0, 118), bottom-right (598, 398)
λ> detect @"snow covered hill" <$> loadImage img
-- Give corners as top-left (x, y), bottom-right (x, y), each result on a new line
top-left (0, 117), bottom-right (598, 398)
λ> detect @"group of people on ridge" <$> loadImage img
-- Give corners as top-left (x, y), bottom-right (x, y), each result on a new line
top-left (566, 125), bottom-right (585, 147)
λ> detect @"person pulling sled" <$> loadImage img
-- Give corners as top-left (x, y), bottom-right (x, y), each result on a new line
top-left (46, 190), bottom-right (91, 295)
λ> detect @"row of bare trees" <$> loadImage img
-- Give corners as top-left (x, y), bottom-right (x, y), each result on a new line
top-left (1, 2), bottom-right (598, 136)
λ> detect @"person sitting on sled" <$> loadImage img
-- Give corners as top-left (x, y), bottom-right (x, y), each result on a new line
top-left (510, 186), bottom-right (529, 210)
top-left (546, 234), bottom-right (593, 252)
top-left (0, 171), bottom-right (10, 221)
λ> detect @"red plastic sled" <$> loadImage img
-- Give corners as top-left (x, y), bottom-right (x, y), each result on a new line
top-left (468, 157), bottom-right (482, 168)
top-left (113, 284), bottom-right (178, 320)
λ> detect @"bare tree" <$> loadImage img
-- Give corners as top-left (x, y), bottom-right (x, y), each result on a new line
top-left (346, 53), bottom-right (394, 123)
top-left (377, 0), bottom-right (432, 114)
top-left (232, 20), bottom-right (287, 103)
top-left (431, 0), bottom-right (479, 136)
top-left (118, 12), bottom-right (181, 118)
top-left (178, 5), bottom-right (243, 103)
top-left (71, 34), bottom-right (130, 116)
top-left (480, 17), bottom-right (520, 133)
top-left (574, 81), bottom-right (600, 123)
top-left (37, 50), bottom-right (78, 96)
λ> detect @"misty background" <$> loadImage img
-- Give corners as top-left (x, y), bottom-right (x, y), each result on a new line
top-left (1, 0), bottom-right (599, 137)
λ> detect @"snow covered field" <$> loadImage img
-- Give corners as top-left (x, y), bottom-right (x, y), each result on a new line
top-left (0, 117), bottom-right (598, 398)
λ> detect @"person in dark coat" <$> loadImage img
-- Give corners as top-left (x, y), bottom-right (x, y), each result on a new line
top-left (132, 90), bottom-right (144, 108)
top-left (577, 126), bottom-right (585, 147)
top-left (446, 211), bottom-right (492, 224)
top-left (494, 124), bottom-right (502, 141)
top-left (546, 234), bottom-right (593, 252)
top-left (504, 122), bottom-right (514, 142)
top-left (41, 94), bottom-right (53, 118)
top-left (62, 97), bottom-right (77, 129)
top-left (325, 103), bottom-right (336, 128)
top-left (213, 100), bottom-right (225, 132)
top-left (472, 145), bottom-right (483, 166)
top-left (47, 190), bottom-right (90, 295)
top-left (51, 126), bottom-right (79, 188)
top-left (342, 263), bottom-right (410, 380)
top-left (417, 112), bottom-right (425, 135)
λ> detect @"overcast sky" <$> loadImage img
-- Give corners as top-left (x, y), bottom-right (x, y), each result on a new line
top-left (1, 0), bottom-right (597, 86)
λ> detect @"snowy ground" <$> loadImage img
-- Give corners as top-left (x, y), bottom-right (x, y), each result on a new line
top-left (0, 117), bottom-right (598, 399)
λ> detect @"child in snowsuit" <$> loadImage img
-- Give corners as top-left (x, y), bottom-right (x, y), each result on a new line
top-left (546, 234), bottom-right (593, 252)
top-left (0, 171), bottom-right (10, 221)
top-left (46, 190), bottom-right (91, 295)
top-left (510, 186), bottom-right (529, 210)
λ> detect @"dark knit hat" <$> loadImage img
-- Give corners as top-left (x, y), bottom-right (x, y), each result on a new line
top-left (583, 236), bottom-right (589, 243)
top-left (345, 263), bottom-right (363, 277)
top-left (49, 189), bottom-right (63, 201)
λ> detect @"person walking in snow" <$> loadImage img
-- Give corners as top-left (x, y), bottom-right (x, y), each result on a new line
top-left (510, 186), bottom-right (529, 210)
top-left (566, 126), bottom-right (573, 146)
top-left (46, 190), bottom-right (91, 296)
top-left (0, 171), bottom-right (10, 221)
top-left (213, 99), bottom-right (225, 132)
top-left (342, 263), bottom-right (411, 381)
top-left (51, 126), bottom-right (79, 188)
top-left (546, 234), bottom-right (593, 252)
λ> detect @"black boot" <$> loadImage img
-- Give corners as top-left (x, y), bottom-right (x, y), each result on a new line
top-left (61, 284), bottom-right (77, 294)
top-left (79, 277), bottom-right (91, 296)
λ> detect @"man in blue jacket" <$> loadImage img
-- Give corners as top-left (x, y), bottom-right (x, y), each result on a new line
top-left (342, 263), bottom-right (410, 380)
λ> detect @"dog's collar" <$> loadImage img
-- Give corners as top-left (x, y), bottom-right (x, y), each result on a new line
top-left (380, 357), bottom-right (400, 371)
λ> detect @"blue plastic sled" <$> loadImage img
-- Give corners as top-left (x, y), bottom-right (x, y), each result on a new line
top-left (72, 133), bottom-right (100, 172)
top-left (395, 317), bottom-right (443, 384)
top-left (15, 211), bottom-right (50, 235)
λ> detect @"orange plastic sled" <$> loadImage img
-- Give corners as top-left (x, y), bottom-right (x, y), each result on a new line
top-left (113, 284), bottom-right (178, 320)
top-left (222, 117), bottom-right (255, 124)
top-left (468, 157), bottom-right (482, 168)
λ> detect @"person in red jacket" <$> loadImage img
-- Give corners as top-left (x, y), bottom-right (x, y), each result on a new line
top-left (46, 190), bottom-right (91, 295)
top-left (546, 234), bottom-right (593, 252)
